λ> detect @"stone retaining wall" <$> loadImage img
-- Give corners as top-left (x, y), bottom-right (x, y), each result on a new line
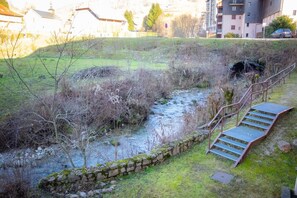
top-left (39, 131), bottom-right (208, 193)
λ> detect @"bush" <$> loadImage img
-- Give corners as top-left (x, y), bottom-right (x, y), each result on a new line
top-left (0, 69), bottom-right (174, 150)
top-left (224, 32), bottom-right (240, 38)
top-left (0, 167), bottom-right (31, 198)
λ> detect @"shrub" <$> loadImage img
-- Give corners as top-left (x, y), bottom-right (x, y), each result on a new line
top-left (0, 167), bottom-right (31, 198)
top-left (0, 69), bottom-right (174, 150)
top-left (224, 32), bottom-right (240, 38)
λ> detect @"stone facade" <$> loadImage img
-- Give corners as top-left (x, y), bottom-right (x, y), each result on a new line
top-left (39, 131), bottom-right (207, 193)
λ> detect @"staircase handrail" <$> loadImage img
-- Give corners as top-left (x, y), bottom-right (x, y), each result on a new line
top-left (206, 63), bottom-right (296, 150)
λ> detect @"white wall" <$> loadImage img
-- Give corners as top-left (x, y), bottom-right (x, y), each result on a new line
top-left (263, 12), bottom-right (282, 25)
top-left (71, 10), bottom-right (125, 37)
top-left (0, 15), bottom-right (23, 32)
top-left (281, 0), bottom-right (297, 22)
top-left (243, 23), bottom-right (262, 38)
top-left (24, 10), bottom-right (62, 34)
top-left (0, 15), bottom-right (22, 23)
top-left (71, 10), bottom-right (100, 36)
top-left (222, 15), bottom-right (243, 37)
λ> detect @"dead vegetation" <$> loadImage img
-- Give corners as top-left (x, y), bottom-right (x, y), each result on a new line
top-left (72, 66), bottom-right (120, 81)
top-left (1, 39), bottom-right (297, 156)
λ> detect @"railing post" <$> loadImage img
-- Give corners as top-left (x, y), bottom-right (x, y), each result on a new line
top-left (250, 86), bottom-right (253, 107)
top-left (208, 126), bottom-right (211, 151)
top-left (262, 83), bottom-right (265, 102)
top-left (266, 81), bottom-right (268, 101)
top-left (221, 109), bottom-right (225, 133)
top-left (236, 103), bottom-right (239, 126)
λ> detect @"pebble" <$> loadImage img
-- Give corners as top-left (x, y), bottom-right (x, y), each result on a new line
top-left (87, 190), bottom-right (94, 197)
top-left (78, 191), bottom-right (87, 198)
top-left (102, 188), bottom-right (113, 193)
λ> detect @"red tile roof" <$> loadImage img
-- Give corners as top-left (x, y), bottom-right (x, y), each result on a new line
top-left (0, 4), bottom-right (22, 17)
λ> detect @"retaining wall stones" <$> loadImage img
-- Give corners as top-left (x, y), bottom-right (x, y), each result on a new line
top-left (39, 131), bottom-right (208, 193)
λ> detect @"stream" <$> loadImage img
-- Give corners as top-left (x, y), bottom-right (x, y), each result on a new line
top-left (0, 88), bottom-right (209, 187)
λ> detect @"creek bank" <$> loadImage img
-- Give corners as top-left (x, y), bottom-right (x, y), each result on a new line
top-left (0, 88), bottom-right (209, 189)
top-left (39, 130), bottom-right (208, 194)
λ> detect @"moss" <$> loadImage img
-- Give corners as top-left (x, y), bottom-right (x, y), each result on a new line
top-left (61, 169), bottom-right (71, 177)
top-left (81, 167), bottom-right (87, 175)
top-left (196, 80), bottom-right (210, 88)
top-left (110, 139), bottom-right (120, 146)
top-left (159, 98), bottom-right (168, 105)
top-left (47, 172), bottom-right (58, 179)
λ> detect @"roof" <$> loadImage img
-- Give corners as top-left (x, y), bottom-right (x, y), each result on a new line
top-left (75, 7), bottom-right (125, 23)
top-left (0, 4), bottom-right (22, 17)
top-left (32, 9), bottom-right (60, 20)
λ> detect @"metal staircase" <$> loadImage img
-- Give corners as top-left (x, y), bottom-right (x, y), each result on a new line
top-left (205, 63), bottom-right (296, 167)
top-left (208, 102), bottom-right (292, 167)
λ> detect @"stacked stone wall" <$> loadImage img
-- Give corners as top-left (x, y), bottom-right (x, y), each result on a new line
top-left (39, 131), bottom-right (207, 193)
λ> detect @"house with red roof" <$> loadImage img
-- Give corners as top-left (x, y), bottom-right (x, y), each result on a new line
top-left (0, 4), bottom-right (23, 32)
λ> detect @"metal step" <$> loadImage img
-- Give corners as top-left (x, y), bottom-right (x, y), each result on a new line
top-left (219, 137), bottom-right (247, 149)
top-left (241, 121), bottom-right (269, 130)
top-left (214, 143), bottom-right (243, 155)
top-left (223, 126), bottom-right (263, 142)
top-left (250, 109), bottom-right (277, 117)
top-left (248, 111), bottom-right (275, 120)
top-left (244, 115), bottom-right (273, 125)
top-left (209, 149), bottom-right (238, 161)
top-left (251, 102), bottom-right (291, 115)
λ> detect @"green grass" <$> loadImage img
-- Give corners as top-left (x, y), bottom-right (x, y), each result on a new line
top-left (1, 37), bottom-right (297, 115)
top-left (104, 72), bottom-right (297, 198)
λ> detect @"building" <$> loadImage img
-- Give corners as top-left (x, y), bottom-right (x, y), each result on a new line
top-left (263, 0), bottom-right (297, 24)
top-left (216, 0), bottom-right (223, 37)
top-left (217, 0), bottom-right (297, 38)
top-left (0, 4), bottom-right (23, 32)
top-left (23, 6), bottom-right (62, 34)
top-left (70, 7), bottom-right (126, 37)
top-left (206, 0), bottom-right (217, 35)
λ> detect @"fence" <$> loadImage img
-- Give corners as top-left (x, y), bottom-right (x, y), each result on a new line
top-left (207, 63), bottom-right (296, 150)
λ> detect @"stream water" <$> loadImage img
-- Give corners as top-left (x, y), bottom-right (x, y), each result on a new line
top-left (0, 89), bottom-right (209, 187)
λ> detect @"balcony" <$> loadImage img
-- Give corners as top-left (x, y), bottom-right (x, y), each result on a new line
top-left (229, 0), bottom-right (244, 6)
top-left (217, 13), bottom-right (223, 17)
top-left (217, 29), bottom-right (222, 34)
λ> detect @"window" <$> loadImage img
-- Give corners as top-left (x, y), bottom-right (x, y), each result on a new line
top-left (238, 26), bottom-right (241, 30)
top-left (239, 16), bottom-right (242, 19)
top-left (248, 2), bottom-right (251, 7)
top-left (232, 15), bottom-right (236, 19)
top-left (270, 0), bottom-right (272, 6)
top-left (247, 23), bottom-right (249, 27)
top-left (232, 6), bottom-right (236, 11)
top-left (246, 33), bottom-right (249, 37)
top-left (231, 25), bottom-right (235, 30)
top-left (247, 12), bottom-right (251, 16)
top-left (293, 10), bottom-right (297, 16)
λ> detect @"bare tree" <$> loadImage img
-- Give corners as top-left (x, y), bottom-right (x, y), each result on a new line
top-left (0, 28), bottom-right (98, 168)
top-left (171, 14), bottom-right (200, 38)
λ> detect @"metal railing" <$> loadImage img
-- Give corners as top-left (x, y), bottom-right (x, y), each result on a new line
top-left (207, 63), bottom-right (296, 150)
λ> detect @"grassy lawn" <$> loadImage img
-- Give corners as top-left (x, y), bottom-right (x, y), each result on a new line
top-left (0, 44), bottom-right (168, 114)
top-left (1, 37), bottom-right (296, 116)
top-left (104, 71), bottom-right (297, 198)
